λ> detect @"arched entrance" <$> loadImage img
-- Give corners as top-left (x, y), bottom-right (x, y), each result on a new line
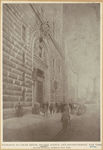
top-left (30, 30), bottom-right (50, 107)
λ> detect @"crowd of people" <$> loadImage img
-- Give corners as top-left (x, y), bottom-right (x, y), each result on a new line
top-left (14, 99), bottom-right (86, 132)
top-left (14, 99), bottom-right (86, 133)
top-left (40, 100), bottom-right (86, 132)
top-left (41, 101), bottom-right (70, 117)
top-left (14, 100), bottom-right (74, 132)
top-left (40, 100), bottom-right (80, 116)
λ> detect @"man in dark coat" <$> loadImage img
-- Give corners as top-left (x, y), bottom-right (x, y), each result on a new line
top-left (16, 102), bottom-right (23, 117)
top-left (49, 103), bottom-right (53, 115)
top-left (44, 102), bottom-right (48, 117)
top-left (61, 107), bottom-right (70, 132)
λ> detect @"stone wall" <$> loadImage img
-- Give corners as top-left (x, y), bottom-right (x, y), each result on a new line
top-left (3, 3), bottom-right (65, 118)
top-left (3, 4), bottom-right (39, 109)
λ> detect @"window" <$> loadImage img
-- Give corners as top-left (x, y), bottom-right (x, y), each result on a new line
top-left (44, 52), bottom-right (45, 59)
top-left (39, 46), bottom-right (42, 58)
top-left (53, 22), bottom-right (55, 35)
top-left (22, 24), bottom-right (26, 42)
top-left (23, 52), bottom-right (25, 65)
top-left (53, 59), bottom-right (54, 68)
top-left (41, 7), bottom-right (44, 18)
top-left (58, 66), bottom-right (61, 73)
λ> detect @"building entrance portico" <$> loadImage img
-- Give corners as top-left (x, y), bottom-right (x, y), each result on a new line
top-left (31, 30), bottom-right (50, 107)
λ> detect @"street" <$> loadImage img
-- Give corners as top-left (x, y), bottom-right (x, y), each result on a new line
top-left (52, 103), bottom-right (100, 141)
top-left (3, 103), bottom-right (100, 142)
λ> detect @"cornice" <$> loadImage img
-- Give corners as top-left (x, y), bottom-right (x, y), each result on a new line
top-left (48, 32), bottom-right (64, 59)
top-left (34, 55), bottom-right (48, 68)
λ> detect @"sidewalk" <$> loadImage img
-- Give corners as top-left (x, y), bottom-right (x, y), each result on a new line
top-left (3, 113), bottom-right (76, 142)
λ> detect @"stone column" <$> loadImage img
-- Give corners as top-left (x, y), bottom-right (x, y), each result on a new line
top-left (43, 38), bottom-right (51, 104)
top-left (32, 80), bottom-right (38, 107)
top-left (32, 68), bottom-right (37, 107)
top-left (43, 74), bottom-right (45, 103)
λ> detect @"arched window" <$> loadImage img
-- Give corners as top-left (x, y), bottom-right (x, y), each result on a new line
top-left (53, 59), bottom-right (54, 68)
top-left (22, 24), bottom-right (26, 42)
top-left (33, 37), bottom-right (48, 63)
top-left (39, 45), bottom-right (42, 58)
top-left (33, 42), bottom-right (39, 56)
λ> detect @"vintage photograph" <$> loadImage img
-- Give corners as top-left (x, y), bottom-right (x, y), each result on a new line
top-left (2, 1), bottom-right (101, 146)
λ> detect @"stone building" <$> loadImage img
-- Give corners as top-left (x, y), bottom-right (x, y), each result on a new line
top-left (63, 40), bottom-right (78, 103)
top-left (3, 3), bottom-right (65, 118)
top-left (63, 4), bottom-right (100, 103)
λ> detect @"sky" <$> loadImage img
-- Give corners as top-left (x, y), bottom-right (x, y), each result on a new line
top-left (63, 3), bottom-right (100, 98)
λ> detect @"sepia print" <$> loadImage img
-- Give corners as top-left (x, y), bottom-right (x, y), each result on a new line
top-left (1, 1), bottom-right (102, 149)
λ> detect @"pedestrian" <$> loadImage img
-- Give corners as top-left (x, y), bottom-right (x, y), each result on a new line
top-left (64, 103), bottom-right (69, 115)
top-left (41, 102), bottom-right (44, 114)
top-left (44, 102), bottom-right (48, 117)
top-left (16, 101), bottom-right (23, 118)
top-left (63, 102), bottom-right (66, 111)
top-left (49, 103), bottom-right (53, 115)
top-left (53, 103), bottom-right (55, 114)
top-left (71, 103), bottom-right (74, 114)
top-left (73, 104), bottom-right (77, 114)
top-left (61, 102), bottom-right (66, 113)
top-left (54, 102), bottom-right (57, 113)
top-left (61, 102), bottom-right (64, 113)
top-left (59, 102), bottom-right (62, 113)
top-left (46, 101), bottom-right (49, 109)
top-left (77, 104), bottom-right (82, 116)
top-left (61, 108), bottom-right (70, 132)
top-left (46, 101), bottom-right (49, 114)
top-left (57, 102), bottom-right (60, 113)
top-left (69, 103), bottom-right (72, 113)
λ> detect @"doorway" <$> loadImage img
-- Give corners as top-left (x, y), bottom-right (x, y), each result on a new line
top-left (37, 80), bottom-right (43, 106)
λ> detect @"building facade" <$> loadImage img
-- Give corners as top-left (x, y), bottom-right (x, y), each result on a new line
top-left (3, 3), bottom-right (65, 119)
top-left (63, 40), bottom-right (78, 103)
